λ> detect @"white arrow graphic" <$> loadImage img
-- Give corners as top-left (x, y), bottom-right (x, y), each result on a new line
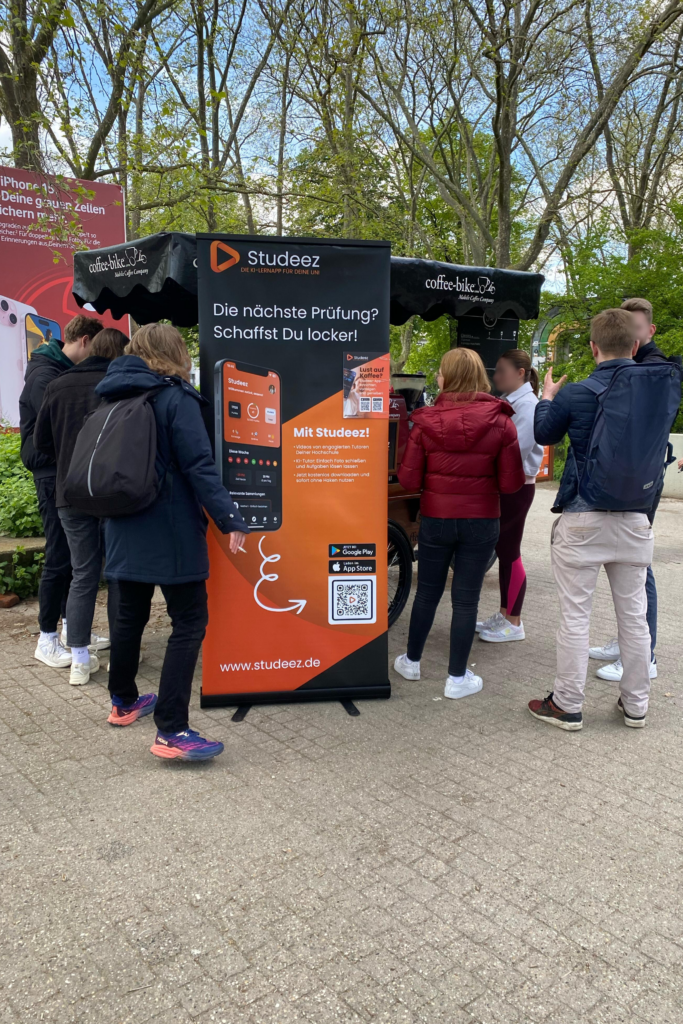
top-left (253, 535), bottom-right (307, 614)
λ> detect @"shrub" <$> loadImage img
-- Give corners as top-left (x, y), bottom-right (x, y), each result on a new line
top-left (0, 547), bottom-right (44, 598)
top-left (0, 432), bottom-right (43, 537)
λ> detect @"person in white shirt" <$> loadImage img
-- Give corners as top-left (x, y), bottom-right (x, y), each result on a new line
top-left (477, 349), bottom-right (543, 642)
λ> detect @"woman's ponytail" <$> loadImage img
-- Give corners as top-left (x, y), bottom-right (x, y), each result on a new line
top-left (500, 349), bottom-right (538, 396)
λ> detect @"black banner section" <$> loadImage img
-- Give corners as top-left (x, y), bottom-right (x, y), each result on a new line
top-left (198, 235), bottom-right (391, 706)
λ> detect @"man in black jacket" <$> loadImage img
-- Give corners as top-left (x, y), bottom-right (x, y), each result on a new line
top-left (19, 314), bottom-right (102, 669)
top-left (626, 297), bottom-right (668, 366)
top-left (34, 328), bottom-right (128, 685)
top-left (589, 297), bottom-right (682, 684)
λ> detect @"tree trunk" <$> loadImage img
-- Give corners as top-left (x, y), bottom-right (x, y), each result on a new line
top-left (0, 0), bottom-right (68, 172)
top-left (276, 53), bottom-right (291, 236)
top-left (392, 316), bottom-right (416, 373)
top-left (1, 61), bottom-right (45, 171)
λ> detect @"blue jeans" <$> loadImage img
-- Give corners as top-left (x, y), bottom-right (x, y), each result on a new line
top-left (407, 516), bottom-right (500, 677)
top-left (646, 565), bottom-right (656, 658)
top-left (58, 508), bottom-right (103, 647)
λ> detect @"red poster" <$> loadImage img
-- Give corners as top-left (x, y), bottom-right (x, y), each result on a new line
top-left (0, 167), bottom-right (125, 425)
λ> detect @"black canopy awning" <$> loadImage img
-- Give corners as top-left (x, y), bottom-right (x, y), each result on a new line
top-left (389, 256), bottom-right (544, 324)
top-left (73, 232), bottom-right (544, 327)
top-left (73, 232), bottom-right (198, 327)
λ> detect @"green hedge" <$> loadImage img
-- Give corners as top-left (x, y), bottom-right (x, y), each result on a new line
top-left (0, 432), bottom-right (43, 538)
top-left (0, 547), bottom-right (44, 598)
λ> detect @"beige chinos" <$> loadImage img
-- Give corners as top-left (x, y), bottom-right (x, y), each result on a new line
top-left (550, 510), bottom-right (654, 718)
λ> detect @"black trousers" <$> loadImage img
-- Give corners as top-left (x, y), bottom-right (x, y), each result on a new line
top-left (108, 580), bottom-right (208, 733)
top-left (34, 475), bottom-right (72, 633)
top-left (407, 516), bottom-right (499, 677)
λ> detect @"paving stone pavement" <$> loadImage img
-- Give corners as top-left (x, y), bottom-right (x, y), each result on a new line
top-left (1, 483), bottom-right (682, 1024)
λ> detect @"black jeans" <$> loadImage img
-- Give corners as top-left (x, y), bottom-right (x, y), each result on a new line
top-left (407, 516), bottom-right (500, 677)
top-left (58, 509), bottom-right (103, 647)
top-left (108, 580), bottom-right (208, 733)
top-left (34, 475), bottom-right (72, 633)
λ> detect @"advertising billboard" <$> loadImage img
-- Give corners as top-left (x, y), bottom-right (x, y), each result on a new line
top-left (198, 235), bottom-right (391, 705)
top-left (0, 167), bottom-right (125, 425)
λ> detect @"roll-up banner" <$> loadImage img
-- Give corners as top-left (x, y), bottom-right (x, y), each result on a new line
top-left (198, 235), bottom-right (391, 706)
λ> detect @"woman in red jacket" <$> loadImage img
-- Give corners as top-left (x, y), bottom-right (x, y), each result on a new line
top-left (395, 347), bottom-right (525, 699)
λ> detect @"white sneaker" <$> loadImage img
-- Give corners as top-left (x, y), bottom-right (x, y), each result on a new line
top-left (480, 621), bottom-right (525, 643)
top-left (61, 627), bottom-right (110, 652)
top-left (589, 638), bottom-right (620, 660)
top-left (87, 633), bottom-right (110, 651)
top-left (444, 669), bottom-right (483, 699)
top-left (69, 653), bottom-right (100, 686)
top-left (596, 657), bottom-right (657, 682)
top-left (475, 611), bottom-right (505, 634)
top-left (34, 635), bottom-right (72, 668)
top-left (393, 653), bottom-right (421, 680)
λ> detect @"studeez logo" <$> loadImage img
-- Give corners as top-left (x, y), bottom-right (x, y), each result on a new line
top-left (211, 240), bottom-right (240, 272)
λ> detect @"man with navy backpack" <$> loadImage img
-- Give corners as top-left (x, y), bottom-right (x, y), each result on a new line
top-left (528, 308), bottom-right (682, 730)
top-left (589, 298), bottom-right (681, 683)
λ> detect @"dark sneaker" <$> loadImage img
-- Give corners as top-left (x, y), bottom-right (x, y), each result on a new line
top-left (150, 729), bottom-right (224, 761)
top-left (528, 692), bottom-right (583, 731)
top-left (108, 693), bottom-right (157, 726)
top-left (617, 697), bottom-right (646, 729)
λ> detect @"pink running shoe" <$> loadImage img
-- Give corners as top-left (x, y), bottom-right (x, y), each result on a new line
top-left (150, 729), bottom-right (224, 761)
top-left (107, 693), bottom-right (157, 726)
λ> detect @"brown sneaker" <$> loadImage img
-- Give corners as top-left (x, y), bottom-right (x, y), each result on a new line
top-left (528, 692), bottom-right (583, 731)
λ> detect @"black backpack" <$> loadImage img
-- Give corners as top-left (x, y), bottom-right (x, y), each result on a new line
top-left (63, 390), bottom-right (162, 517)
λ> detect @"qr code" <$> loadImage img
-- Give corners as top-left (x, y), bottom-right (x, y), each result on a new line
top-left (371, 396), bottom-right (383, 412)
top-left (359, 397), bottom-right (371, 412)
top-left (328, 576), bottom-right (376, 624)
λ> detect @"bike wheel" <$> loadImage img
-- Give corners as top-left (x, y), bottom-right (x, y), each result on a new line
top-left (388, 522), bottom-right (414, 627)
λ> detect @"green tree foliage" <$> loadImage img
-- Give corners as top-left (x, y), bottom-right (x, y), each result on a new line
top-left (545, 208), bottom-right (683, 429)
top-left (3, 0), bottom-right (683, 390)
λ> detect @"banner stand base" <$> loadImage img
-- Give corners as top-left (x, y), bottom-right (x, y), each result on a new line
top-left (201, 684), bottom-right (390, 708)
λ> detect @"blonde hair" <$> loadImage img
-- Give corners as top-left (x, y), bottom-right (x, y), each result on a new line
top-left (440, 347), bottom-right (491, 395)
top-left (126, 323), bottom-right (191, 381)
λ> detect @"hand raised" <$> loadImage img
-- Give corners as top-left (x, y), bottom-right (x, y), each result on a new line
top-left (542, 367), bottom-right (567, 400)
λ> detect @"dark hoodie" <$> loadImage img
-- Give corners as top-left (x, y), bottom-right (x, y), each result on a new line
top-left (19, 339), bottom-right (74, 476)
top-left (95, 356), bottom-right (248, 585)
top-left (398, 391), bottom-right (525, 518)
top-left (34, 355), bottom-right (112, 506)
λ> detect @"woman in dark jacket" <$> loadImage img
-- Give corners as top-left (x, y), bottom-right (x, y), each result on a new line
top-left (97, 324), bottom-right (249, 761)
top-left (395, 347), bottom-right (525, 699)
